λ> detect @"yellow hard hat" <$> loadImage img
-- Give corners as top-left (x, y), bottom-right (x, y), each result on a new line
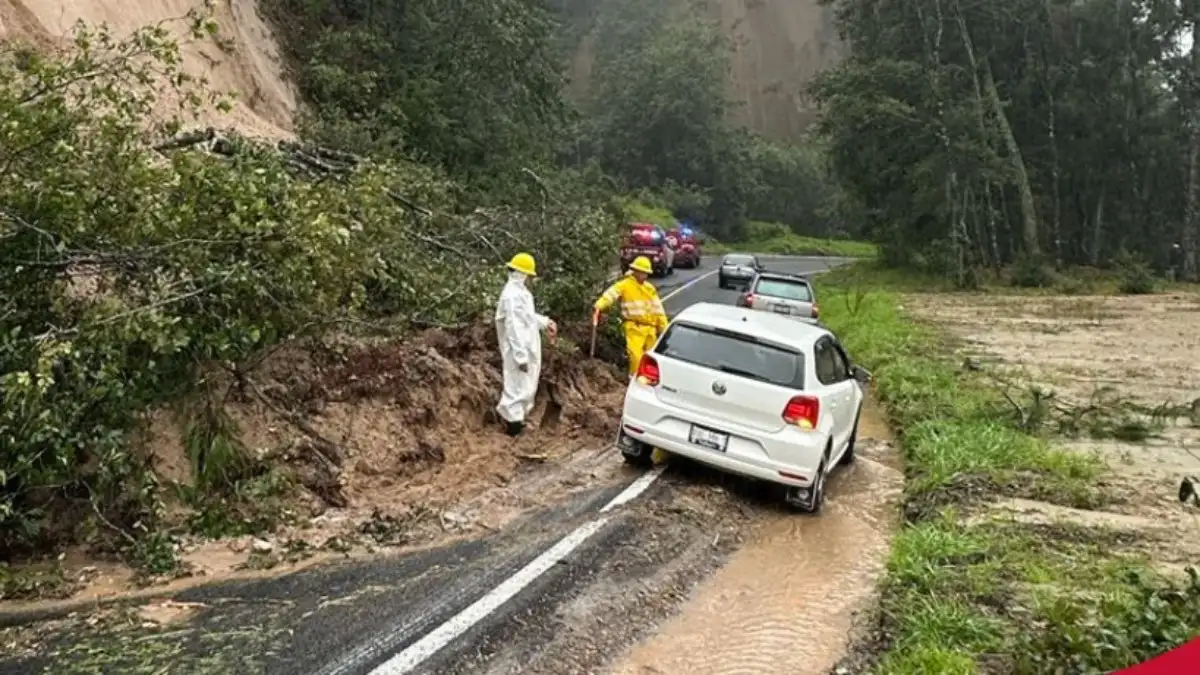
top-left (629, 256), bottom-right (654, 274)
top-left (506, 252), bottom-right (537, 277)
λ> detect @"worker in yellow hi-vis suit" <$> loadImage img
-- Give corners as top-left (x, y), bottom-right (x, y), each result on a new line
top-left (593, 256), bottom-right (669, 376)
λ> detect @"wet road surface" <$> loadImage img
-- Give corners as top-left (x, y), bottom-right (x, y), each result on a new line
top-left (0, 254), bottom-right (895, 675)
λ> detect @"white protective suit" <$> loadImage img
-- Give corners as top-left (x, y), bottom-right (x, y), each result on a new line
top-left (495, 271), bottom-right (551, 423)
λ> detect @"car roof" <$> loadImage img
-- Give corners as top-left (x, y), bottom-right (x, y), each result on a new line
top-left (671, 302), bottom-right (830, 349)
top-left (754, 271), bottom-right (812, 284)
top-left (721, 252), bottom-right (756, 259)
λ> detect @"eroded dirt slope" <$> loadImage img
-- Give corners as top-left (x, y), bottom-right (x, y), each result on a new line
top-left (569, 0), bottom-right (847, 140)
top-left (0, 0), bottom-right (296, 138)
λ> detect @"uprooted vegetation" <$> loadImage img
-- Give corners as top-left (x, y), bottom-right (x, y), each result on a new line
top-left (820, 266), bottom-right (1200, 674)
top-left (0, 16), bottom-right (627, 598)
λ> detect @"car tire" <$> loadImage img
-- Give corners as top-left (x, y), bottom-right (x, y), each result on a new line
top-left (785, 451), bottom-right (828, 514)
top-left (619, 430), bottom-right (655, 468)
top-left (839, 405), bottom-right (862, 466)
top-left (718, 276), bottom-right (727, 289)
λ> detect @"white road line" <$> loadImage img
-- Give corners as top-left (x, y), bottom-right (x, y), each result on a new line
top-left (368, 517), bottom-right (611, 675)
top-left (662, 269), bottom-right (718, 303)
top-left (600, 465), bottom-right (666, 513)
top-left (365, 269), bottom-right (717, 675)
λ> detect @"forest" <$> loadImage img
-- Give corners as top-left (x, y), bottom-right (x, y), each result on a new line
top-left (814, 0), bottom-right (1199, 283)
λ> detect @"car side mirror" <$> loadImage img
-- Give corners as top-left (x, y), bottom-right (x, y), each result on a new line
top-left (850, 365), bottom-right (872, 384)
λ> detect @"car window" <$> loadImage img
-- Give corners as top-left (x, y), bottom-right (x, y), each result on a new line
top-left (827, 343), bottom-right (850, 382)
top-left (814, 339), bottom-right (842, 385)
top-left (655, 322), bottom-right (804, 388)
top-left (723, 255), bottom-right (754, 266)
top-left (753, 278), bottom-right (812, 301)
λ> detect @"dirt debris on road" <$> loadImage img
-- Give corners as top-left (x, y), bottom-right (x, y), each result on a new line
top-left (431, 399), bottom-right (901, 675)
top-left (2, 321), bottom-right (630, 612)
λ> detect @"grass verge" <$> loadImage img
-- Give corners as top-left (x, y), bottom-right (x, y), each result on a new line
top-left (817, 263), bottom-right (1200, 674)
top-left (707, 234), bottom-right (878, 258)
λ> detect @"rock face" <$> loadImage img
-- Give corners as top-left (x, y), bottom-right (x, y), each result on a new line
top-left (567, 0), bottom-right (848, 141)
top-left (715, 0), bottom-right (847, 140)
top-left (0, 0), bottom-right (297, 139)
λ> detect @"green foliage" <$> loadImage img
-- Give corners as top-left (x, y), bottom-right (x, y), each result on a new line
top-left (620, 198), bottom-right (676, 227)
top-left (263, 0), bottom-right (568, 189)
top-left (1010, 254), bottom-right (1057, 288)
top-left (1016, 568), bottom-right (1200, 673)
top-left (819, 263), bottom-right (1198, 673)
top-left (0, 17), bottom-right (616, 562)
top-left (815, 0), bottom-right (1193, 280)
top-left (1114, 249), bottom-right (1159, 295)
top-left (708, 222), bottom-right (878, 258)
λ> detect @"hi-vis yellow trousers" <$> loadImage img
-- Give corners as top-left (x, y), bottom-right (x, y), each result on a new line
top-left (623, 322), bottom-right (659, 376)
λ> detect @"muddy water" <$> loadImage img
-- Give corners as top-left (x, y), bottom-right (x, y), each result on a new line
top-left (609, 399), bottom-right (902, 675)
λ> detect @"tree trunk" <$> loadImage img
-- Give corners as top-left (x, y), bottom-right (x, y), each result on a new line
top-left (983, 61), bottom-right (1040, 257)
top-left (1183, 18), bottom-right (1200, 280)
top-left (954, 7), bottom-right (1000, 272)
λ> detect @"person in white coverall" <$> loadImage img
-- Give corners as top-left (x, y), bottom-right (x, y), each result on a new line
top-left (495, 252), bottom-right (557, 437)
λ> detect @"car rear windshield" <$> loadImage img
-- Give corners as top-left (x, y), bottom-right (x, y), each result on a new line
top-left (654, 322), bottom-right (804, 388)
top-left (723, 255), bottom-right (754, 266)
top-left (753, 278), bottom-right (812, 301)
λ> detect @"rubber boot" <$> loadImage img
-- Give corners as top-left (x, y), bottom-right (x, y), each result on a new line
top-left (504, 420), bottom-right (525, 437)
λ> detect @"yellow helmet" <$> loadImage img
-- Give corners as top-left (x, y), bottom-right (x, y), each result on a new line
top-left (629, 256), bottom-right (654, 274)
top-left (506, 252), bottom-right (537, 277)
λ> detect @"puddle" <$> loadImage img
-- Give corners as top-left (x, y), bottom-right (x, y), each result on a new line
top-left (609, 398), bottom-right (902, 675)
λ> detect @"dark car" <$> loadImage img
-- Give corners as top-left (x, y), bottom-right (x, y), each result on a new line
top-left (718, 253), bottom-right (762, 289)
top-left (736, 271), bottom-right (820, 323)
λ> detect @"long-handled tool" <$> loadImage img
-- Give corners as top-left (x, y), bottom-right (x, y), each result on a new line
top-left (589, 309), bottom-right (599, 358)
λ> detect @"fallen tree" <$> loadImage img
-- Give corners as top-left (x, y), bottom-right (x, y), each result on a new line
top-left (0, 14), bottom-right (619, 568)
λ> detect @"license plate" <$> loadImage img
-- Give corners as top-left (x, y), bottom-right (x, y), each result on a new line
top-left (773, 304), bottom-right (791, 315)
top-left (689, 425), bottom-right (729, 452)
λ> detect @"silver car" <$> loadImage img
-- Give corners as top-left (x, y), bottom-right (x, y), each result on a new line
top-left (736, 272), bottom-right (819, 323)
top-left (717, 253), bottom-right (762, 289)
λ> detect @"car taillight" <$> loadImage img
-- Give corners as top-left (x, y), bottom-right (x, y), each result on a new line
top-left (811, 302), bottom-right (820, 319)
top-left (636, 354), bottom-right (660, 386)
top-left (782, 395), bottom-right (819, 430)
top-left (737, 293), bottom-right (753, 307)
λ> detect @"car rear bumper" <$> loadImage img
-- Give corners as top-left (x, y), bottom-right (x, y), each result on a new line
top-left (621, 384), bottom-right (826, 487)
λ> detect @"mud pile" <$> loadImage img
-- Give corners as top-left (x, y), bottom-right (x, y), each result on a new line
top-left (249, 323), bottom-right (626, 512)
top-left (142, 322), bottom-right (626, 547)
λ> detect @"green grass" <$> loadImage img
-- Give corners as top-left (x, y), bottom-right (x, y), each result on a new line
top-left (707, 233), bottom-right (878, 258)
top-left (620, 198), bottom-right (676, 227)
top-left (817, 263), bottom-right (1200, 674)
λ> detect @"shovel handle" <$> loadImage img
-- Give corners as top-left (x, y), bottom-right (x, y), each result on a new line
top-left (589, 324), bottom-right (598, 358)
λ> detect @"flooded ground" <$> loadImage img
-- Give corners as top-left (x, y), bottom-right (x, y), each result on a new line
top-left (609, 399), bottom-right (902, 675)
top-left (906, 291), bottom-right (1200, 574)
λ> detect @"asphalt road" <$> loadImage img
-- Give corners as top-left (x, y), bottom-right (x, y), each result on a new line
top-left (0, 255), bottom-right (851, 675)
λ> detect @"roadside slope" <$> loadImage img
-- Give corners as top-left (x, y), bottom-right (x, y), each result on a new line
top-left (0, 0), bottom-right (296, 138)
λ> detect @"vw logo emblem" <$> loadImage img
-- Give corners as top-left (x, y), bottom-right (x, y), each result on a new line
top-left (712, 381), bottom-right (727, 396)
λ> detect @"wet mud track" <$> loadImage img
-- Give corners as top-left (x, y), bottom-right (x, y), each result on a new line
top-left (0, 255), bottom-right (896, 675)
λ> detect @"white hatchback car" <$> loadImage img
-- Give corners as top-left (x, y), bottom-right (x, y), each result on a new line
top-left (617, 302), bottom-right (870, 513)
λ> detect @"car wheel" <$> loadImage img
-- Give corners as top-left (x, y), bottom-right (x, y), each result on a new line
top-left (785, 451), bottom-right (828, 514)
top-left (718, 276), bottom-right (727, 289)
top-left (619, 429), bottom-right (655, 468)
top-left (839, 405), bottom-right (862, 466)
